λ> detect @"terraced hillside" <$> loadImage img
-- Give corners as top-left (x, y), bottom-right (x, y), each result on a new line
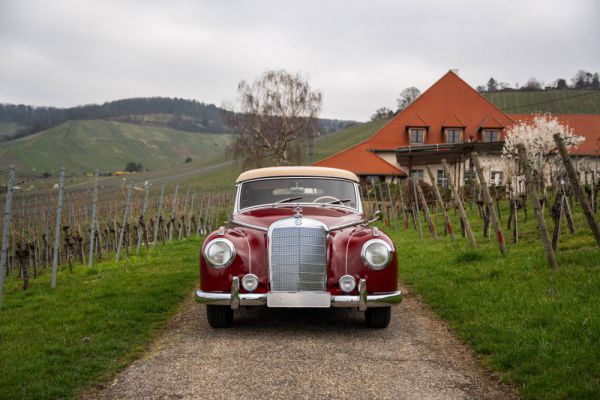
top-left (0, 120), bottom-right (233, 176)
top-left (484, 89), bottom-right (600, 114)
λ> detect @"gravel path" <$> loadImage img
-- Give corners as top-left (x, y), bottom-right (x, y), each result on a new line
top-left (84, 285), bottom-right (517, 400)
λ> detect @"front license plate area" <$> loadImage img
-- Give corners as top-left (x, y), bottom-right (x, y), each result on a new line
top-left (267, 292), bottom-right (331, 308)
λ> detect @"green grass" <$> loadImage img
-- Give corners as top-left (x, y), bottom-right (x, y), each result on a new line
top-left (390, 200), bottom-right (600, 399)
top-left (484, 90), bottom-right (600, 114)
top-left (0, 238), bottom-right (201, 400)
top-left (0, 120), bottom-right (234, 176)
top-left (312, 119), bottom-right (389, 162)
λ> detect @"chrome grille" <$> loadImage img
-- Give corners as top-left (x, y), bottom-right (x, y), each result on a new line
top-left (269, 222), bottom-right (327, 292)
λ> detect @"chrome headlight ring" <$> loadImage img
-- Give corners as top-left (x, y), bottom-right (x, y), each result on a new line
top-left (360, 239), bottom-right (393, 270)
top-left (204, 238), bottom-right (236, 268)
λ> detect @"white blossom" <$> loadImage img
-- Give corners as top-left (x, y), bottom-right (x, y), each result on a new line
top-left (502, 114), bottom-right (585, 173)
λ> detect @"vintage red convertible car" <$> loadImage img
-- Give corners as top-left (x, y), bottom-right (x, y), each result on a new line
top-left (195, 166), bottom-right (402, 328)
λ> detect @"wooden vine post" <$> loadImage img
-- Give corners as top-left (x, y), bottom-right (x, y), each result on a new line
top-left (411, 177), bottom-right (424, 239)
top-left (115, 181), bottom-right (133, 262)
top-left (0, 165), bottom-right (16, 304)
top-left (471, 152), bottom-right (507, 256)
top-left (441, 159), bottom-right (477, 248)
top-left (385, 182), bottom-right (399, 231)
top-left (153, 184), bottom-right (165, 246)
top-left (396, 180), bottom-right (408, 230)
top-left (88, 169), bottom-right (99, 267)
top-left (414, 176), bottom-right (437, 239)
top-left (51, 167), bottom-right (65, 288)
top-left (554, 133), bottom-right (600, 247)
top-left (168, 184), bottom-right (179, 241)
top-left (136, 180), bottom-right (151, 254)
top-left (426, 165), bottom-right (454, 240)
top-left (518, 145), bottom-right (558, 269)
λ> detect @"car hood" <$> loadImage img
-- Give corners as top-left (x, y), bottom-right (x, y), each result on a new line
top-left (232, 205), bottom-right (363, 230)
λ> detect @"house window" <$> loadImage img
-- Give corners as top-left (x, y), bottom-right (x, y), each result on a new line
top-left (436, 170), bottom-right (448, 187)
top-left (445, 128), bottom-right (463, 144)
top-left (482, 129), bottom-right (500, 142)
top-left (409, 128), bottom-right (425, 144)
top-left (412, 169), bottom-right (424, 181)
top-left (490, 171), bottom-right (503, 185)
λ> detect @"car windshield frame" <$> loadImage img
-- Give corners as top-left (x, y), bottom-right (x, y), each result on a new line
top-left (234, 176), bottom-right (362, 213)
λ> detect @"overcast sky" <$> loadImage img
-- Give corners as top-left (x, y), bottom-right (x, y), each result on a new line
top-left (0, 0), bottom-right (598, 120)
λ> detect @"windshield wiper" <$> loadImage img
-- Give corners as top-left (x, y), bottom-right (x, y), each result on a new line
top-left (275, 196), bottom-right (303, 203)
top-left (323, 199), bottom-right (352, 205)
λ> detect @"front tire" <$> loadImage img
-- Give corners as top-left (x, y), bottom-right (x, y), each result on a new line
top-left (365, 307), bottom-right (391, 328)
top-left (206, 305), bottom-right (233, 328)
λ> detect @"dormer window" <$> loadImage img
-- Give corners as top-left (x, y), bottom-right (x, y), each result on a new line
top-left (482, 129), bottom-right (500, 142)
top-left (445, 128), bottom-right (463, 144)
top-left (409, 128), bottom-right (425, 144)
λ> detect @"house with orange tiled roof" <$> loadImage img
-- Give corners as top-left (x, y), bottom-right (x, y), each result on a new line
top-left (314, 70), bottom-right (600, 187)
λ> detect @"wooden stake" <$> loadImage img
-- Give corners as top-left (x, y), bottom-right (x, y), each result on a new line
top-left (518, 145), bottom-right (558, 269)
top-left (554, 133), bottom-right (600, 247)
top-left (426, 166), bottom-right (454, 240)
top-left (471, 152), bottom-right (507, 256)
top-left (414, 176), bottom-right (437, 239)
top-left (441, 160), bottom-right (477, 248)
top-left (0, 165), bottom-right (15, 304)
top-left (88, 169), bottom-right (99, 267)
top-left (51, 168), bottom-right (65, 288)
top-left (115, 182), bottom-right (133, 262)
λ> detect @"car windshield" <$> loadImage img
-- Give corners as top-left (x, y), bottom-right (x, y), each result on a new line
top-left (238, 178), bottom-right (358, 210)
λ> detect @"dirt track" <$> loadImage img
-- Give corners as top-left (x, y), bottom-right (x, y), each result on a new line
top-left (85, 285), bottom-right (518, 400)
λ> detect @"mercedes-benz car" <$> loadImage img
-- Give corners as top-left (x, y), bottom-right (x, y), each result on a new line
top-left (195, 166), bottom-right (402, 328)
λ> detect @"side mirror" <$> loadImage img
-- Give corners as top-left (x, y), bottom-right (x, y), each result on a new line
top-left (367, 210), bottom-right (382, 224)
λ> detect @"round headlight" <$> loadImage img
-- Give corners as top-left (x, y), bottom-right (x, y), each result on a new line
top-left (339, 275), bottom-right (356, 293)
top-left (361, 239), bottom-right (393, 270)
top-left (204, 238), bottom-right (236, 268)
top-left (242, 274), bottom-right (259, 292)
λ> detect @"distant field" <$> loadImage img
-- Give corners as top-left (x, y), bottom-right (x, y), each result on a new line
top-left (484, 90), bottom-right (600, 114)
top-left (0, 120), bottom-right (234, 176)
top-left (312, 119), bottom-right (389, 162)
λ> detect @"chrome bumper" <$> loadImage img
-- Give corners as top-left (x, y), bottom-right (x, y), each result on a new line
top-left (195, 277), bottom-right (402, 311)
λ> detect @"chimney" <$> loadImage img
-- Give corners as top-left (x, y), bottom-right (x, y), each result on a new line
top-left (450, 69), bottom-right (459, 75)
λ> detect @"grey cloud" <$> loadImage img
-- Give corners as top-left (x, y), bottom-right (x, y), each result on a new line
top-left (0, 0), bottom-right (598, 120)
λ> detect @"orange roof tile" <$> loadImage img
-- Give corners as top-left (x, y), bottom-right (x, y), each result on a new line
top-left (314, 141), bottom-right (406, 176)
top-left (406, 114), bottom-right (429, 127)
top-left (365, 70), bottom-right (515, 149)
top-left (509, 114), bottom-right (600, 156)
top-left (441, 114), bottom-right (466, 127)
top-left (479, 114), bottom-right (505, 129)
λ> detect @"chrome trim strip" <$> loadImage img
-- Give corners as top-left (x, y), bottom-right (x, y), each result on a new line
top-left (194, 289), bottom-right (403, 308)
top-left (327, 219), bottom-right (368, 232)
top-left (229, 220), bottom-right (268, 232)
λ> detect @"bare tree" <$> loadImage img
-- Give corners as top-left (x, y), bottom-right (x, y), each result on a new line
top-left (230, 70), bottom-right (322, 168)
top-left (396, 87), bottom-right (421, 112)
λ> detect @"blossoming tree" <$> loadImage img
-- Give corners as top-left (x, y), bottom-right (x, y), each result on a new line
top-left (502, 114), bottom-right (585, 187)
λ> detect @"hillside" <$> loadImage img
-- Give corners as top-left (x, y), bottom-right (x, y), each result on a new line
top-left (0, 97), bottom-right (356, 141)
top-left (0, 120), bottom-right (234, 176)
top-left (484, 89), bottom-right (600, 114)
top-left (312, 118), bottom-right (389, 162)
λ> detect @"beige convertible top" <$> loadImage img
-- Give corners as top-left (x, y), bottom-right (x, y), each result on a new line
top-left (236, 166), bottom-right (359, 183)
